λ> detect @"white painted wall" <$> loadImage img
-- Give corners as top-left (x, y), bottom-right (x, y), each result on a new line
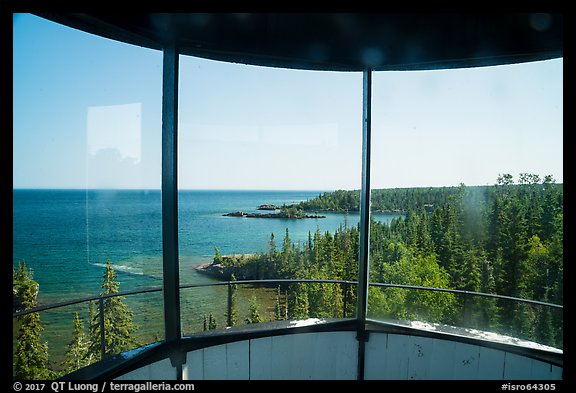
top-left (184, 331), bottom-right (358, 380)
top-left (363, 333), bottom-right (562, 380)
top-left (115, 331), bottom-right (562, 380)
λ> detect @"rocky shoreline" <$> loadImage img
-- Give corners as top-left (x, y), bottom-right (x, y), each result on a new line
top-left (194, 261), bottom-right (228, 279)
top-left (223, 211), bottom-right (325, 219)
top-left (194, 254), bottom-right (259, 281)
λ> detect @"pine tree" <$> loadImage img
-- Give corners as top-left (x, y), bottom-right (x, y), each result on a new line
top-left (203, 314), bottom-right (217, 330)
top-left (289, 283), bottom-right (310, 320)
top-left (88, 260), bottom-right (138, 360)
top-left (64, 312), bottom-right (93, 373)
top-left (416, 208), bottom-right (433, 253)
top-left (540, 175), bottom-right (562, 243)
top-left (458, 250), bottom-right (485, 327)
top-left (13, 262), bottom-right (53, 379)
top-left (279, 228), bottom-right (293, 277)
top-left (214, 246), bottom-right (224, 264)
top-left (226, 274), bottom-right (238, 327)
top-left (478, 258), bottom-right (500, 330)
top-left (275, 285), bottom-right (287, 320)
top-left (267, 233), bottom-right (277, 276)
top-left (245, 296), bottom-right (263, 324)
top-left (13, 260), bottom-right (38, 313)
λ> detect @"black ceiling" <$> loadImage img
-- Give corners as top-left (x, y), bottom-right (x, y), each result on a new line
top-left (36, 13), bottom-right (563, 71)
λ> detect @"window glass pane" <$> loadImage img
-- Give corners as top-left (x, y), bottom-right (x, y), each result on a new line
top-left (177, 56), bottom-right (363, 334)
top-left (368, 59), bottom-right (563, 349)
top-left (13, 13), bottom-right (163, 378)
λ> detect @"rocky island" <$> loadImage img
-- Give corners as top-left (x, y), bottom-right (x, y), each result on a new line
top-left (224, 204), bottom-right (325, 219)
top-left (223, 211), bottom-right (325, 219)
top-left (194, 253), bottom-right (259, 280)
top-left (256, 204), bottom-right (281, 210)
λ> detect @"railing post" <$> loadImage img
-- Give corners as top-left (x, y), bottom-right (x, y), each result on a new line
top-left (98, 297), bottom-right (106, 360)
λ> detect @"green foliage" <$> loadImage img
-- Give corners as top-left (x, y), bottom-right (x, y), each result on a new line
top-left (203, 314), bottom-right (217, 331)
top-left (245, 296), bottom-right (263, 324)
top-left (226, 274), bottom-right (238, 327)
top-left (13, 260), bottom-right (38, 312)
top-left (13, 261), bottom-right (55, 380)
top-left (63, 312), bottom-right (93, 374)
top-left (275, 285), bottom-right (288, 320)
top-left (215, 173), bottom-right (562, 348)
top-left (374, 251), bottom-right (458, 323)
top-left (289, 283), bottom-right (310, 319)
top-left (280, 205), bottom-right (306, 218)
top-left (214, 246), bottom-right (223, 264)
top-left (298, 186), bottom-right (471, 213)
top-left (88, 260), bottom-right (139, 360)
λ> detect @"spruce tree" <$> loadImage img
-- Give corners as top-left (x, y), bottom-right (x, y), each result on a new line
top-left (267, 233), bottom-right (277, 276)
top-left (279, 228), bottom-right (293, 277)
top-left (245, 296), bottom-right (263, 324)
top-left (209, 314), bottom-right (217, 330)
top-left (13, 262), bottom-right (53, 379)
top-left (203, 314), bottom-right (217, 330)
top-left (275, 285), bottom-right (287, 320)
top-left (214, 246), bottom-right (224, 264)
top-left (13, 260), bottom-right (37, 312)
top-left (226, 274), bottom-right (238, 327)
top-left (63, 312), bottom-right (93, 373)
top-left (89, 260), bottom-right (138, 359)
top-left (290, 283), bottom-right (310, 320)
top-left (478, 258), bottom-right (500, 330)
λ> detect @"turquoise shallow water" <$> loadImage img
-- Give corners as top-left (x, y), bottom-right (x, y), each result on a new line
top-left (12, 189), bottom-right (401, 359)
top-left (13, 189), bottom-right (401, 302)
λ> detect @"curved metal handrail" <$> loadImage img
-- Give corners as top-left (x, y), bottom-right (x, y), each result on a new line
top-left (13, 277), bottom-right (563, 371)
top-left (368, 282), bottom-right (563, 309)
top-left (13, 278), bottom-right (563, 317)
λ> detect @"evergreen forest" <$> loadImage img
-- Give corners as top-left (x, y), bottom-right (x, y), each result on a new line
top-left (211, 174), bottom-right (563, 349)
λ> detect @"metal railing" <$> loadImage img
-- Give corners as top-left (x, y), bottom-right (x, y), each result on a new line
top-left (13, 278), bottom-right (563, 361)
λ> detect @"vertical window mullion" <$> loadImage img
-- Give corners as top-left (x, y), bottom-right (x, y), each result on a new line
top-left (161, 43), bottom-right (182, 355)
top-left (356, 68), bottom-right (372, 380)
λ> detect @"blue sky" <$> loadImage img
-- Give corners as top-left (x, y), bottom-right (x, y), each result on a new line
top-left (13, 13), bottom-right (563, 190)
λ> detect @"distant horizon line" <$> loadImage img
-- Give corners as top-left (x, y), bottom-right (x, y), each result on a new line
top-left (12, 180), bottom-right (564, 192)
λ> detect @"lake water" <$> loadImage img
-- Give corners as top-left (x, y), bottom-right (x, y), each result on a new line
top-left (12, 189), bottom-right (401, 358)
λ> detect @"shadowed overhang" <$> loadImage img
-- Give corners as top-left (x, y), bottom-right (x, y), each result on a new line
top-left (35, 13), bottom-right (563, 71)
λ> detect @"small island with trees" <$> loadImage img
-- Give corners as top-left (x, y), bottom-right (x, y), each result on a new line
top-left (224, 205), bottom-right (325, 219)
